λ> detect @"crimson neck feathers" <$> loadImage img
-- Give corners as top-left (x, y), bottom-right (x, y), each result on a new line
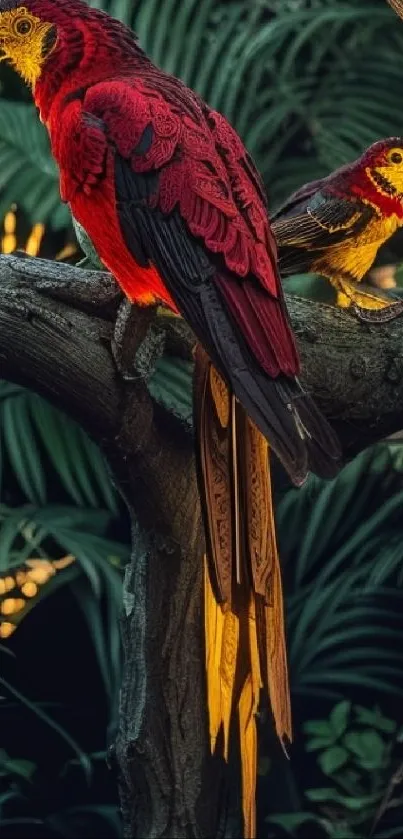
top-left (33, 2), bottom-right (148, 123)
top-left (328, 160), bottom-right (403, 220)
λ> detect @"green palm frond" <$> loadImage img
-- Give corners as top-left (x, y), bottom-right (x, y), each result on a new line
top-left (88, 0), bottom-right (133, 25)
top-left (276, 446), bottom-right (403, 699)
top-left (0, 382), bottom-right (119, 513)
top-left (0, 101), bottom-right (69, 228)
top-left (0, 503), bottom-right (128, 712)
top-left (148, 355), bottom-right (193, 425)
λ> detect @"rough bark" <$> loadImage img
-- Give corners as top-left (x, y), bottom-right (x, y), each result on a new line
top-left (1, 253), bottom-right (403, 838)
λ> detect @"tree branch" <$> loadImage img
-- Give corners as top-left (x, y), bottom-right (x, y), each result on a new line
top-left (284, 296), bottom-right (403, 456)
top-left (1, 253), bottom-right (403, 838)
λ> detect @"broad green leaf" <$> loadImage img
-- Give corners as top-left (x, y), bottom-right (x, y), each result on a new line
top-left (0, 752), bottom-right (36, 782)
top-left (306, 737), bottom-right (336, 752)
top-left (304, 720), bottom-right (335, 739)
top-left (318, 746), bottom-right (349, 776)
top-left (344, 730), bottom-right (386, 770)
top-left (267, 812), bottom-right (325, 834)
top-left (330, 701), bottom-right (352, 738)
top-left (354, 705), bottom-right (396, 734)
top-left (306, 788), bottom-right (381, 810)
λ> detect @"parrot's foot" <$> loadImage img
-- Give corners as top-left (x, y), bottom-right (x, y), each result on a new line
top-left (112, 299), bottom-right (165, 381)
top-left (336, 279), bottom-right (403, 323)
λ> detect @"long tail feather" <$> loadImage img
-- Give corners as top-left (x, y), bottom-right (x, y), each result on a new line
top-left (195, 346), bottom-right (291, 838)
top-left (239, 412), bottom-right (292, 744)
top-left (195, 357), bottom-right (233, 605)
top-left (232, 394), bottom-right (242, 587)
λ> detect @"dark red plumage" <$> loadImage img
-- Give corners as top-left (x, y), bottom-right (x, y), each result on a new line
top-left (1, 0), bottom-right (340, 482)
top-left (36, 36), bottom-right (298, 373)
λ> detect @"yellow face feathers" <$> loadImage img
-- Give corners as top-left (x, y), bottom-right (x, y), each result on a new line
top-left (367, 146), bottom-right (403, 198)
top-left (0, 6), bottom-right (56, 86)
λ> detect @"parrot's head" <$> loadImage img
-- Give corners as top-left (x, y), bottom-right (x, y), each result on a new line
top-left (361, 138), bottom-right (403, 201)
top-left (0, 1), bottom-right (63, 86)
top-left (0, 0), bottom-right (130, 89)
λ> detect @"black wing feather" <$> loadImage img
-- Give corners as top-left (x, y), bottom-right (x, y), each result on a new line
top-left (272, 190), bottom-right (376, 276)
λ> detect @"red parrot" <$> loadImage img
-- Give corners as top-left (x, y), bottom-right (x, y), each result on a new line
top-left (0, 0), bottom-right (340, 481)
top-left (0, 2), bottom-right (341, 834)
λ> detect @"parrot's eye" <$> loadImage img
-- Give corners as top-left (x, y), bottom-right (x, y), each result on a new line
top-left (388, 150), bottom-right (403, 165)
top-left (13, 18), bottom-right (33, 36)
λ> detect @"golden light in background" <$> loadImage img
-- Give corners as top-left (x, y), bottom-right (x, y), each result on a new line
top-left (2, 206), bottom-right (17, 254)
top-left (0, 623), bottom-right (16, 639)
top-left (23, 556), bottom-right (75, 586)
top-left (52, 555), bottom-right (75, 570)
top-left (25, 222), bottom-right (45, 257)
top-left (0, 205), bottom-right (77, 260)
top-left (1, 598), bottom-right (25, 615)
top-left (16, 570), bottom-right (27, 586)
top-left (55, 243), bottom-right (77, 261)
top-left (0, 556), bottom-right (76, 639)
top-left (1, 209), bottom-right (44, 257)
top-left (0, 576), bottom-right (15, 595)
top-left (21, 581), bottom-right (38, 598)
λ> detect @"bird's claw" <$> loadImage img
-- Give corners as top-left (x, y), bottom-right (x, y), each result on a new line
top-left (352, 299), bottom-right (403, 323)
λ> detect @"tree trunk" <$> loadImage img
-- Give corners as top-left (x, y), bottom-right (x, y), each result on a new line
top-left (1, 253), bottom-right (403, 837)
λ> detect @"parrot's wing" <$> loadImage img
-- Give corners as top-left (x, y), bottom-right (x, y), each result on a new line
top-left (55, 86), bottom-right (291, 373)
top-left (270, 157), bottom-right (359, 222)
top-left (271, 178), bottom-right (326, 221)
top-left (273, 190), bottom-right (374, 247)
top-left (114, 151), bottom-right (319, 482)
top-left (76, 78), bottom-right (300, 378)
top-left (76, 81), bottom-right (282, 296)
top-left (272, 191), bottom-right (376, 275)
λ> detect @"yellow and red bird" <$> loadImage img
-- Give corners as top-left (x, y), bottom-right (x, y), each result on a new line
top-left (272, 139), bottom-right (403, 315)
top-left (0, 2), bottom-right (341, 833)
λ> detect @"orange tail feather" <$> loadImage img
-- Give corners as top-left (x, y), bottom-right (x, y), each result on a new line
top-left (194, 346), bottom-right (291, 839)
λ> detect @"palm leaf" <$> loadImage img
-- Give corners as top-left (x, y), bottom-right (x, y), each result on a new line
top-left (0, 504), bottom-right (127, 708)
top-left (277, 443), bottom-right (403, 701)
top-left (0, 101), bottom-right (69, 228)
top-left (0, 383), bottom-right (119, 513)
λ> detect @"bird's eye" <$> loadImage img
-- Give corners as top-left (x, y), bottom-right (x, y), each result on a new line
top-left (389, 150), bottom-right (403, 165)
top-left (14, 18), bottom-right (32, 36)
